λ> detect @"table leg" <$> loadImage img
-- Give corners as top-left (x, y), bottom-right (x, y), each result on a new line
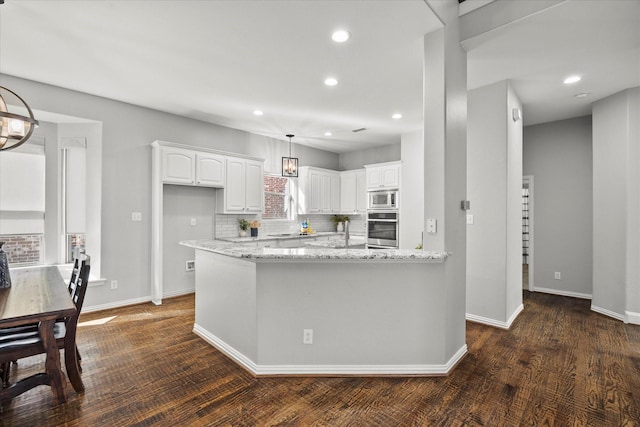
top-left (39, 319), bottom-right (67, 405)
top-left (63, 317), bottom-right (85, 392)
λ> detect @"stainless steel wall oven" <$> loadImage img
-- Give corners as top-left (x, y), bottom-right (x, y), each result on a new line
top-left (366, 210), bottom-right (399, 249)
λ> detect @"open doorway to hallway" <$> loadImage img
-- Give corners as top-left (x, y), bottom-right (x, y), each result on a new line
top-left (522, 176), bottom-right (534, 291)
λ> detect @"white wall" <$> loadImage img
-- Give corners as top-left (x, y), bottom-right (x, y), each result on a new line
top-left (466, 80), bottom-right (523, 327)
top-left (523, 116), bottom-right (593, 298)
top-left (592, 87), bottom-right (640, 323)
top-left (400, 130), bottom-right (424, 249)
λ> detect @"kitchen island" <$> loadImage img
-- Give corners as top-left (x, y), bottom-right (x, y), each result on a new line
top-left (180, 239), bottom-right (467, 376)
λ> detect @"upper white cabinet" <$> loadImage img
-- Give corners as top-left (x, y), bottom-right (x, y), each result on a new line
top-left (161, 147), bottom-right (225, 187)
top-left (195, 153), bottom-right (225, 187)
top-left (161, 148), bottom-right (195, 184)
top-left (365, 161), bottom-right (401, 190)
top-left (218, 157), bottom-right (264, 213)
top-left (340, 169), bottom-right (367, 214)
top-left (297, 166), bottom-right (340, 214)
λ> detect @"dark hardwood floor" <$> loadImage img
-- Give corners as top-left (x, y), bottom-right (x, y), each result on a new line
top-left (1, 291), bottom-right (639, 426)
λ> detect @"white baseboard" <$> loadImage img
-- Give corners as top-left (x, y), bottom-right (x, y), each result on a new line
top-left (163, 288), bottom-right (195, 299)
top-left (466, 303), bottom-right (523, 329)
top-left (83, 289), bottom-right (194, 313)
top-left (193, 323), bottom-right (467, 377)
top-left (625, 311), bottom-right (640, 325)
top-left (83, 296), bottom-right (152, 313)
top-left (591, 305), bottom-right (625, 322)
top-left (532, 286), bottom-right (592, 300)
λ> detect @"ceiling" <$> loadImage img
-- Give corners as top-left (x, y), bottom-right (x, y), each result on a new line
top-left (0, 1), bottom-right (638, 154)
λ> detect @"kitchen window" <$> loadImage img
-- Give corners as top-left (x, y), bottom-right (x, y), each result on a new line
top-left (263, 174), bottom-right (292, 219)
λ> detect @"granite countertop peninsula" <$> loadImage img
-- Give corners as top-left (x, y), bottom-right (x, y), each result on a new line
top-left (180, 239), bottom-right (449, 262)
top-left (219, 231), bottom-right (342, 244)
top-left (304, 235), bottom-right (366, 248)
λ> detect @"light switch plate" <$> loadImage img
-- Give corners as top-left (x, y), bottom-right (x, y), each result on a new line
top-left (466, 214), bottom-right (474, 225)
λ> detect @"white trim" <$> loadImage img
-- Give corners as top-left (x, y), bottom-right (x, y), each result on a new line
top-left (625, 311), bottom-right (640, 325)
top-left (162, 288), bottom-right (195, 299)
top-left (591, 305), bottom-right (625, 322)
top-left (533, 286), bottom-right (592, 300)
top-left (466, 303), bottom-right (523, 329)
top-left (82, 296), bottom-right (152, 314)
top-left (193, 324), bottom-right (467, 377)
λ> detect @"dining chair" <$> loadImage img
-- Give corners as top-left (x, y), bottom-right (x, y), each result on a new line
top-left (0, 254), bottom-right (91, 388)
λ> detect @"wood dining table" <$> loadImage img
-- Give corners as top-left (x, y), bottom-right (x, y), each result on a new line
top-left (0, 266), bottom-right (84, 405)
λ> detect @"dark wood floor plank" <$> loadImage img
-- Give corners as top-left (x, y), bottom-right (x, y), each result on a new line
top-left (1, 291), bottom-right (639, 426)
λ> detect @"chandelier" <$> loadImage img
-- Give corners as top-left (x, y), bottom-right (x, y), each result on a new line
top-left (0, 86), bottom-right (39, 151)
top-left (282, 133), bottom-right (298, 177)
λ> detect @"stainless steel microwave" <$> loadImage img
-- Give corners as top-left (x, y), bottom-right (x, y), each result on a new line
top-left (368, 190), bottom-right (398, 210)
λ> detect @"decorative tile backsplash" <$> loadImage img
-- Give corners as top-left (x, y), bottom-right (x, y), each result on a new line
top-left (215, 214), bottom-right (365, 239)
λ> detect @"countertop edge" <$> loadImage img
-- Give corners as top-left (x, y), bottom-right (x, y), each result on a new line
top-left (180, 240), bottom-right (449, 262)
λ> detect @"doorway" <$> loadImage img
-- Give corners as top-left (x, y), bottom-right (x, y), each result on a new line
top-left (522, 176), bottom-right (534, 291)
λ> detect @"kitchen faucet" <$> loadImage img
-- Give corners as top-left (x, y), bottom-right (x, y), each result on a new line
top-left (344, 220), bottom-right (350, 248)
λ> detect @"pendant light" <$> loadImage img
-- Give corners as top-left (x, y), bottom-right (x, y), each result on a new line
top-left (0, 86), bottom-right (39, 151)
top-left (282, 134), bottom-right (298, 177)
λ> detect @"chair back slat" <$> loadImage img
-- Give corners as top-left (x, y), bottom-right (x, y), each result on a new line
top-left (69, 253), bottom-right (91, 313)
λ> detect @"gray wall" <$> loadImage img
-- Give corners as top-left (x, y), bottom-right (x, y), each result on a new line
top-left (400, 130), bottom-right (424, 249)
top-left (523, 116), bottom-right (593, 297)
top-left (163, 185), bottom-right (216, 297)
top-left (1, 74), bottom-right (338, 308)
top-left (338, 144), bottom-right (400, 171)
top-left (592, 87), bottom-right (640, 320)
top-left (466, 80), bottom-right (522, 326)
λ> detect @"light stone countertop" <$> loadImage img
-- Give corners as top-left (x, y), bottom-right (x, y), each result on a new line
top-left (180, 239), bottom-right (448, 262)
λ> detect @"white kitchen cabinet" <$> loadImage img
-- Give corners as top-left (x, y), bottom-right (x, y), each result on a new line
top-left (161, 147), bottom-right (225, 187)
top-left (218, 157), bottom-right (264, 213)
top-left (161, 148), bottom-right (195, 184)
top-left (297, 167), bottom-right (339, 214)
top-left (195, 153), bottom-right (225, 187)
top-left (340, 169), bottom-right (366, 214)
top-left (365, 161), bottom-right (401, 190)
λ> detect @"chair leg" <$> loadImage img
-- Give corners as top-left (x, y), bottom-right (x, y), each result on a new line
top-left (1, 362), bottom-right (10, 388)
top-left (76, 346), bottom-right (83, 373)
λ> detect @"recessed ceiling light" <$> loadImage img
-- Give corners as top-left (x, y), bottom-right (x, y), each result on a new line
top-left (253, 110), bottom-right (264, 116)
top-left (332, 30), bottom-right (350, 43)
top-left (574, 92), bottom-right (589, 98)
top-left (324, 131), bottom-right (332, 137)
top-left (563, 75), bottom-right (581, 84)
top-left (392, 113), bottom-right (402, 119)
top-left (324, 77), bottom-right (338, 86)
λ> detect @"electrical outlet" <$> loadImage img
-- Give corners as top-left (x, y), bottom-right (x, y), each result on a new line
top-left (466, 214), bottom-right (474, 225)
top-left (131, 212), bottom-right (142, 221)
top-left (303, 329), bottom-right (313, 345)
top-left (110, 280), bottom-right (118, 289)
top-left (190, 218), bottom-right (197, 226)
top-left (554, 272), bottom-right (561, 280)
top-left (185, 260), bottom-right (195, 272)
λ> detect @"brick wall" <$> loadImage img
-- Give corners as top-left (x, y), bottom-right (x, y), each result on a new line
top-left (0, 234), bottom-right (43, 265)
top-left (264, 175), bottom-right (288, 219)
